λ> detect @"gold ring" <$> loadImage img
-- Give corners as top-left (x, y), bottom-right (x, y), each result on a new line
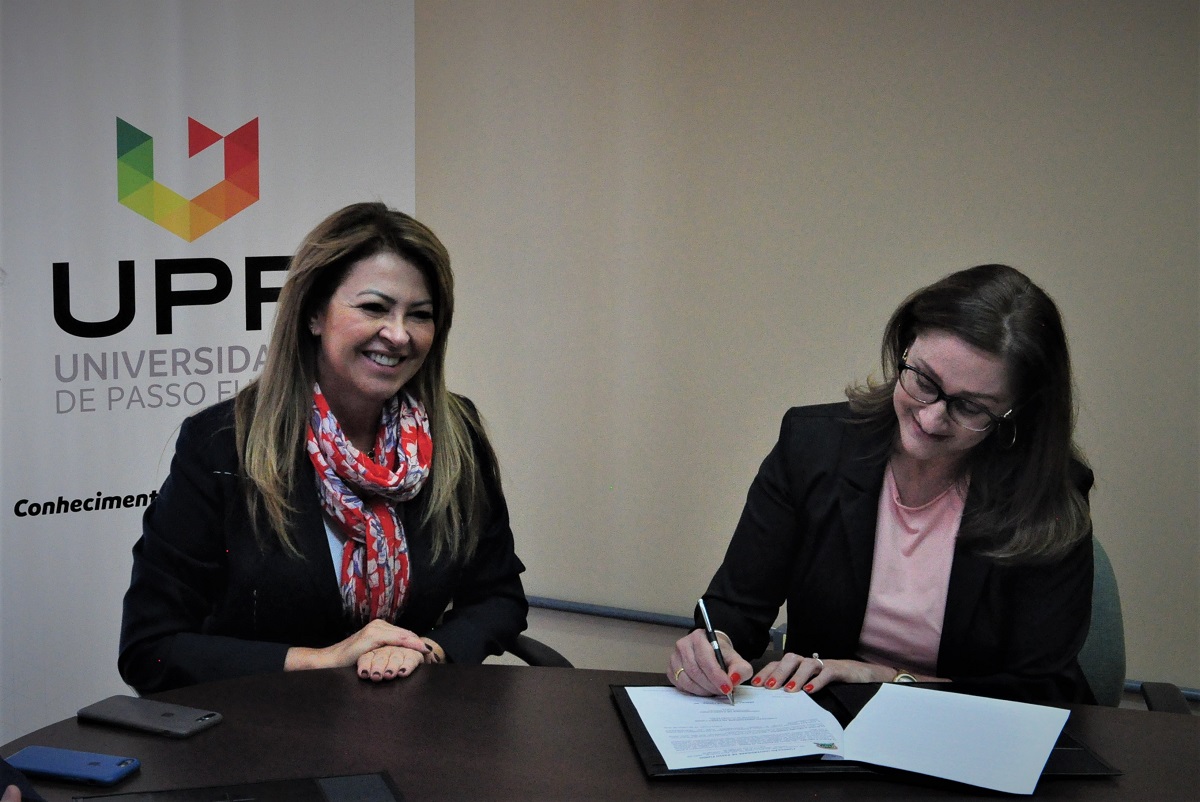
top-left (674, 667), bottom-right (686, 680)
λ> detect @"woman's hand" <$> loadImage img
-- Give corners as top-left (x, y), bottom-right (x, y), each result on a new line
top-left (668, 628), bottom-right (753, 698)
top-left (2, 784), bottom-right (22, 802)
top-left (752, 654), bottom-right (903, 693)
top-left (356, 645), bottom-right (427, 681)
top-left (285, 618), bottom-right (429, 672)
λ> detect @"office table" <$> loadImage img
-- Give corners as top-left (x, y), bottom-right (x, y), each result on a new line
top-left (2, 665), bottom-right (1196, 800)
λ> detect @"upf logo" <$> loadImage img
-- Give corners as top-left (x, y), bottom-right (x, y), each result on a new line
top-left (116, 117), bottom-right (260, 241)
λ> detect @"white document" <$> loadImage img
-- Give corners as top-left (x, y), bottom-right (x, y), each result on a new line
top-left (844, 684), bottom-right (1069, 795)
top-left (623, 684), bottom-right (1069, 795)
top-left (622, 685), bottom-right (844, 770)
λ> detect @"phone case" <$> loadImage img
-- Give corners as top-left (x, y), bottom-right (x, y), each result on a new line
top-left (77, 695), bottom-right (222, 738)
top-left (5, 746), bottom-right (139, 786)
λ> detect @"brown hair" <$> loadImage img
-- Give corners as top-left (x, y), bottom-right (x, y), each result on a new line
top-left (847, 264), bottom-right (1090, 563)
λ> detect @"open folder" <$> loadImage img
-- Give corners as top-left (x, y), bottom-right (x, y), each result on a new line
top-left (612, 683), bottom-right (1119, 795)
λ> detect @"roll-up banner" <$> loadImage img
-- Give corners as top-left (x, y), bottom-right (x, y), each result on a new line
top-left (0, 0), bottom-right (416, 740)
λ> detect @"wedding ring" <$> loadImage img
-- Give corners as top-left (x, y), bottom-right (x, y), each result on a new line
top-left (812, 652), bottom-right (824, 671)
top-left (675, 667), bottom-right (686, 680)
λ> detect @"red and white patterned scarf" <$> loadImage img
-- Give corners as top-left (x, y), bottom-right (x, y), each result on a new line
top-left (306, 384), bottom-right (433, 623)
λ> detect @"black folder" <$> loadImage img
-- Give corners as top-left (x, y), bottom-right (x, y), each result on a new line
top-left (611, 683), bottom-right (1121, 781)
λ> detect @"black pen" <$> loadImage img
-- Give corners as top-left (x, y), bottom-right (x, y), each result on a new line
top-left (697, 598), bottom-right (735, 705)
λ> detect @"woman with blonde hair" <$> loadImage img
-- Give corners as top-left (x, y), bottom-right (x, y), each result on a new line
top-left (120, 202), bottom-right (527, 693)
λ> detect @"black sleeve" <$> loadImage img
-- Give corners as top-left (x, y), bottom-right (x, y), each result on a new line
top-left (424, 399), bottom-right (528, 663)
top-left (426, 490), bottom-right (528, 664)
top-left (700, 411), bottom-right (815, 658)
top-left (118, 407), bottom-right (290, 694)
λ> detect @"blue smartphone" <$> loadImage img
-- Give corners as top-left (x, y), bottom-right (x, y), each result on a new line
top-left (5, 745), bottom-right (139, 786)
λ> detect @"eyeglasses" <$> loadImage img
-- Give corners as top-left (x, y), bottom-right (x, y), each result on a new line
top-left (897, 353), bottom-right (1012, 433)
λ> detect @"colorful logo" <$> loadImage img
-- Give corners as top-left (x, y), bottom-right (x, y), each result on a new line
top-left (116, 117), bottom-right (259, 241)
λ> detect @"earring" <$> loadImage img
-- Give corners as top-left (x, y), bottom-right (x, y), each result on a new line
top-left (999, 422), bottom-right (1017, 450)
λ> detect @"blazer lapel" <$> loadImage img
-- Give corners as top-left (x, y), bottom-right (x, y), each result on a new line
top-left (838, 425), bottom-right (889, 596)
top-left (942, 534), bottom-right (992, 658)
top-left (289, 460), bottom-right (346, 613)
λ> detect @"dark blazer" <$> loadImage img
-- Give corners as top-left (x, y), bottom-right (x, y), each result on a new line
top-left (702, 402), bottom-right (1095, 704)
top-left (119, 397), bottom-right (528, 695)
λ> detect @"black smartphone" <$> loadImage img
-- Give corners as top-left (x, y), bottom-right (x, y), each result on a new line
top-left (77, 695), bottom-right (222, 739)
top-left (5, 746), bottom-right (139, 786)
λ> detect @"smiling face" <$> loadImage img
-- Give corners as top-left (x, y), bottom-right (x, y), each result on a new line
top-left (892, 329), bottom-right (1013, 468)
top-left (310, 251), bottom-right (435, 438)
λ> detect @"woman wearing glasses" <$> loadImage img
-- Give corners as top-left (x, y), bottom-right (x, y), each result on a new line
top-left (668, 264), bottom-right (1095, 704)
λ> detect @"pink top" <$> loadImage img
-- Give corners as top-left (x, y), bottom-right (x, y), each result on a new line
top-left (856, 463), bottom-right (965, 676)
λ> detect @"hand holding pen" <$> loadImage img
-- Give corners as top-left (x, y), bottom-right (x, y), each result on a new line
top-left (668, 599), bottom-right (752, 703)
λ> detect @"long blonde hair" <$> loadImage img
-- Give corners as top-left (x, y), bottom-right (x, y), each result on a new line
top-left (234, 202), bottom-right (497, 561)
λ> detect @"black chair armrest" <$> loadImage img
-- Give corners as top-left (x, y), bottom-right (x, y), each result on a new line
top-left (1140, 682), bottom-right (1192, 714)
top-left (507, 634), bottom-right (574, 668)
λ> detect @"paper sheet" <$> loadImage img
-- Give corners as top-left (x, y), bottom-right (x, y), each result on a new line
top-left (845, 684), bottom-right (1069, 795)
top-left (622, 686), bottom-right (844, 770)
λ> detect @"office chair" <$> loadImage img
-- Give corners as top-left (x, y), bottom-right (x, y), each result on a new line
top-left (506, 634), bottom-right (574, 668)
top-left (1080, 538), bottom-right (1191, 713)
top-left (1078, 538), bottom-right (1126, 706)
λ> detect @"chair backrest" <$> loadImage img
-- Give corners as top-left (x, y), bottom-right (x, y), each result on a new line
top-left (1078, 538), bottom-right (1126, 706)
top-left (507, 634), bottom-right (574, 668)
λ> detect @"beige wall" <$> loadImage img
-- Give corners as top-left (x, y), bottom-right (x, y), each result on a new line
top-left (416, 0), bottom-right (1199, 686)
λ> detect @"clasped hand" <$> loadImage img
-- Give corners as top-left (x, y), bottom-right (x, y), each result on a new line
top-left (669, 629), bottom-right (894, 696)
top-left (285, 619), bottom-right (444, 683)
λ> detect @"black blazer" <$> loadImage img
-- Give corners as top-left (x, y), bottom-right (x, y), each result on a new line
top-left (119, 398), bottom-right (528, 695)
top-left (702, 402), bottom-right (1095, 704)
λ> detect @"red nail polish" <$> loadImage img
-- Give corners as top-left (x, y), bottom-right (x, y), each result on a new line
top-left (767, 678), bottom-right (776, 688)
top-left (804, 683), bottom-right (814, 692)
top-left (751, 677), bottom-right (762, 686)
top-left (785, 681), bottom-right (796, 691)
top-left (720, 684), bottom-right (731, 694)
top-left (729, 672), bottom-right (741, 684)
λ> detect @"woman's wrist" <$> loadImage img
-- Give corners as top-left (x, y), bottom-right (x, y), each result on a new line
top-left (856, 662), bottom-right (900, 683)
top-left (284, 646), bottom-right (323, 672)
